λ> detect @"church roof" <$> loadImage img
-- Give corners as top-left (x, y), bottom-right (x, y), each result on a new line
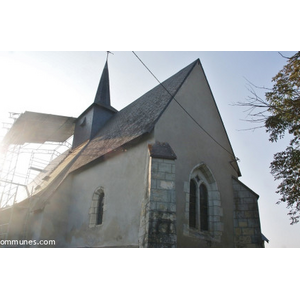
top-left (31, 141), bottom-right (89, 211)
top-left (29, 59), bottom-right (198, 211)
top-left (69, 59), bottom-right (199, 172)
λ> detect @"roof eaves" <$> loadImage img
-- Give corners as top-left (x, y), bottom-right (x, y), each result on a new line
top-left (30, 140), bottom-right (90, 212)
top-left (76, 103), bottom-right (118, 120)
top-left (261, 233), bottom-right (269, 243)
top-left (69, 131), bottom-right (152, 174)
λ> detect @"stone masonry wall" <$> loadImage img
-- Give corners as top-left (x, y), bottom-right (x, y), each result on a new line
top-left (147, 158), bottom-right (177, 247)
top-left (232, 178), bottom-right (263, 248)
top-left (138, 142), bottom-right (177, 248)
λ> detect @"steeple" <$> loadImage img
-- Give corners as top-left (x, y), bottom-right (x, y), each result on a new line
top-left (94, 60), bottom-right (111, 107)
top-left (72, 55), bottom-right (117, 149)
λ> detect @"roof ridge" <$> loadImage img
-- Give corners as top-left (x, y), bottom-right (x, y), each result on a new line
top-left (119, 59), bottom-right (199, 115)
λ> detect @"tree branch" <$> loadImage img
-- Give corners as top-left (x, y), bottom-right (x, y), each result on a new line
top-left (278, 52), bottom-right (292, 60)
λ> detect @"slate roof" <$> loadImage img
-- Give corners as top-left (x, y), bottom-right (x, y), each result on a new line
top-left (31, 141), bottom-right (89, 211)
top-left (94, 60), bottom-right (111, 107)
top-left (148, 141), bottom-right (177, 160)
top-left (69, 59), bottom-right (199, 172)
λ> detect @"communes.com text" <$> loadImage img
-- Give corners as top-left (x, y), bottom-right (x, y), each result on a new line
top-left (0, 239), bottom-right (55, 247)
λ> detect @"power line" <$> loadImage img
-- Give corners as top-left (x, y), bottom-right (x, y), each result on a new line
top-left (132, 51), bottom-right (237, 159)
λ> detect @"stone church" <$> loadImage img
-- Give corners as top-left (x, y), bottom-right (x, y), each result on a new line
top-left (0, 57), bottom-right (266, 247)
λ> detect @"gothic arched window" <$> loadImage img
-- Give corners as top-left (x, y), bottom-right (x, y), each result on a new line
top-left (185, 163), bottom-right (223, 241)
top-left (89, 187), bottom-right (105, 228)
top-left (199, 183), bottom-right (208, 231)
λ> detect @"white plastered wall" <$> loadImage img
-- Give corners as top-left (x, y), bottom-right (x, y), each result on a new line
top-left (154, 62), bottom-right (239, 247)
top-left (65, 136), bottom-right (153, 247)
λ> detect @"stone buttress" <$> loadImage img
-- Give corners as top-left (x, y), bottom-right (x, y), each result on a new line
top-left (139, 142), bottom-right (177, 248)
top-left (232, 177), bottom-right (264, 248)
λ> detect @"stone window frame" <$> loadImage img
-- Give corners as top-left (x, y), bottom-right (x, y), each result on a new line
top-left (183, 163), bottom-right (223, 242)
top-left (89, 186), bottom-right (105, 228)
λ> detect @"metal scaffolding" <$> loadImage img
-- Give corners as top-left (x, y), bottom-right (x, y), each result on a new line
top-left (0, 140), bottom-right (72, 207)
top-left (0, 111), bottom-right (75, 241)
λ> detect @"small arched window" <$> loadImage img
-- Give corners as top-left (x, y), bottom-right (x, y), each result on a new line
top-left (96, 191), bottom-right (104, 225)
top-left (89, 187), bottom-right (105, 228)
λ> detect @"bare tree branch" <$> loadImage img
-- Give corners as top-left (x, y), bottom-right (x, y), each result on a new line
top-left (278, 52), bottom-right (292, 60)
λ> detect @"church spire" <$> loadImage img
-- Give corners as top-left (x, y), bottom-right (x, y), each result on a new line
top-left (94, 56), bottom-right (111, 107)
top-left (72, 53), bottom-right (117, 149)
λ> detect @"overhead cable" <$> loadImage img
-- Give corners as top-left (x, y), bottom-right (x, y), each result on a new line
top-left (131, 51), bottom-right (237, 159)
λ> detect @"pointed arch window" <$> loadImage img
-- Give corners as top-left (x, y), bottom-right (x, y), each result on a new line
top-left (189, 180), bottom-right (209, 231)
top-left (185, 163), bottom-right (223, 241)
top-left (89, 187), bottom-right (105, 228)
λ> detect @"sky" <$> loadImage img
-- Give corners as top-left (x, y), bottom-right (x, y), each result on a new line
top-left (0, 50), bottom-right (299, 248)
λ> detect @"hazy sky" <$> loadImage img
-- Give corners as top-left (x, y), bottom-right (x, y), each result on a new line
top-left (0, 51), bottom-right (299, 248)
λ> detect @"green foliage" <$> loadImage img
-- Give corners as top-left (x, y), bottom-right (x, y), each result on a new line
top-left (265, 52), bottom-right (300, 224)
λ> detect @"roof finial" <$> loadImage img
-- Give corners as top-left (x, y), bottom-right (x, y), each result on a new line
top-left (106, 51), bottom-right (114, 61)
